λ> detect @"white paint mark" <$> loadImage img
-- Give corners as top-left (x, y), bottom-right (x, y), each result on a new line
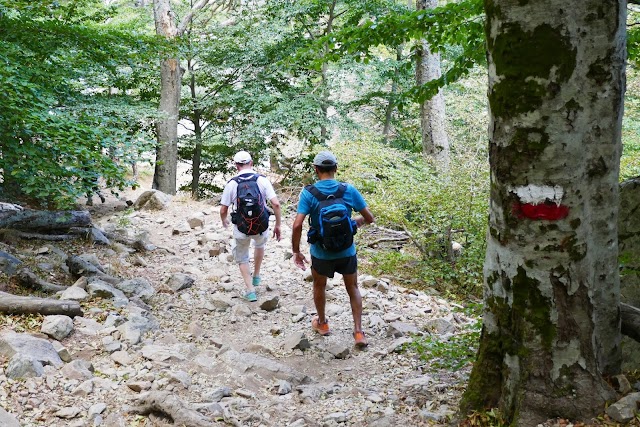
top-left (510, 185), bottom-right (564, 206)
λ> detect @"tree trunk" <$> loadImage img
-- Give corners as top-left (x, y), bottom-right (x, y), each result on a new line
top-left (0, 292), bottom-right (83, 317)
top-left (460, 1), bottom-right (626, 425)
top-left (188, 59), bottom-right (203, 199)
top-left (0, 210), bottom-right (91, 231)
top-left (415, 0), bottom-right (449, 171)
top-left (319, 0), bottom-right (337, 145)
top-left (153, 0), bottom-right (180, 195)
top-left (383, 46), bottom-right (403, 144)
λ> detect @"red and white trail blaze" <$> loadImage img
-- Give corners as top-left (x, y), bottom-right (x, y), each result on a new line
top-left (510, 184), bottom-right (570, 221)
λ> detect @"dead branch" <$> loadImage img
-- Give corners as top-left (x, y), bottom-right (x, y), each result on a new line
top-left (66, 255), bottom-right (120, 285)
top-left (621, 302), bottom-right (640, 343)
top-left (8, 231), bottom-right (79, 241)
top-left (0, 291), bottom-right (83, 317)
top-left (128, 391), bottom-right (214, 427)
top-left (15, 269), bottom-right (67, 293)
top-left (366, 236), bottom-right (411, 247)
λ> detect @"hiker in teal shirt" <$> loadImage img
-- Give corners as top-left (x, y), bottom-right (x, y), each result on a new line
top-left (292, 151), bottom-right (375, 348)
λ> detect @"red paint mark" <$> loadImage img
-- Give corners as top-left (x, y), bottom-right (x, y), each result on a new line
top-left (512, 201), bottom-right (569, 221)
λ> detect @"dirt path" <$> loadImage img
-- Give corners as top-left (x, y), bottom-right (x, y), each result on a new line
top-left (1, 175), bottom-right (473, 426)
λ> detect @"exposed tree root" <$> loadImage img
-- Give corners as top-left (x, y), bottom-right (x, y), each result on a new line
top-left (16, 269), bottom-right (67, 293)
top-left (128, 391), bottom-right (214, 427)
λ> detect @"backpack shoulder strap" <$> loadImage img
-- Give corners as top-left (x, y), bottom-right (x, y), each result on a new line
top-left (230, 172), bottom-right (257, 184)
top-left (305, 184), bottom-right (329, 201)
top-left (334, 183), bottom-right (347, 198)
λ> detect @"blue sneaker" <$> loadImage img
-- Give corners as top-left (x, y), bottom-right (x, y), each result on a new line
top-left (244, 291), bottom-right (257, 302)
top-left (252, 276), bottom-right (261, 287)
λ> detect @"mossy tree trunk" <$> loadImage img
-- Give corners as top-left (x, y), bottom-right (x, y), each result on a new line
top-left (460, 1), bottom-right (626, 425)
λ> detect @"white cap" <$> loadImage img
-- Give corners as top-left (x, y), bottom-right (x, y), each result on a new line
top-left (233, 151), bottom-right (252, 164)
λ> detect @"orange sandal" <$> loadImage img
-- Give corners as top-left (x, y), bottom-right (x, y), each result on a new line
top-left (311, 316), bottom-right (330, 336)
top-left (354, 331), bottom-right (368, 348)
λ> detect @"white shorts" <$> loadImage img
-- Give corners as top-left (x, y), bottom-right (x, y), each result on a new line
top-left (232, 227), bottom-right (269, 264)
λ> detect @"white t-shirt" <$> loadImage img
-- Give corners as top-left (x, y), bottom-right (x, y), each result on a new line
top-left (220, 169), bottom-right (277, 209)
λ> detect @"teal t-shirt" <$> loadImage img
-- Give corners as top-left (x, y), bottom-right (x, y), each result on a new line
top-left (297, 180), bottom-right (367, 260)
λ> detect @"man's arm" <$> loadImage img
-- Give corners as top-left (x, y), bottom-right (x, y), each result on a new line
top-left (270, 196), bottom-right (282, 241)
top-left (220, 205), bottom-right (230, 228)
top-left (355, 207), bottom-right (374, 227)
top-left (291, 213), bottom-right (308, 269)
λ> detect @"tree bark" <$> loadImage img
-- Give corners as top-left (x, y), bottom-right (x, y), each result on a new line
top-left (153, 0), bottom-right (180, 195)
top-left (383, 46), bottom-right (403, 144)
top-left (0, 210), bottom-right (91, 231)
top-left (460, 1), bottom-right (626, 425)
top-left (152, 0), bottom-right (233, 195)
top-left (415, 0), bottom-right (449, 172)
top-left (0, 292), bottom-right (83, 317)
top-left (188, 57), bottom-right (204, 199)
top-left (319, 0), bottom-right (338, 145)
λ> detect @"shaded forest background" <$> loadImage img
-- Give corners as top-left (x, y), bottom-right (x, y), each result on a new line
top-left (1, 0), bottom-right (639, 301)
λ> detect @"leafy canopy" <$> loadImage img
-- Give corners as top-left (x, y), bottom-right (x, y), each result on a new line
top-left (0, 0), bottom-right (158, 208)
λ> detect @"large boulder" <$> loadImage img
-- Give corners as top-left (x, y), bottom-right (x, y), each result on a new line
top-left (133, 190), bottom-right (172, 211)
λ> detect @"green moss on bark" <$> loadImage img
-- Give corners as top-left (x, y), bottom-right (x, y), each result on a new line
top-left (512, 266), bottom-right (555, 348)
top-left (461, 267), bottom-right (556, 416)
top-left (488, 23), bottom-right (577, 119)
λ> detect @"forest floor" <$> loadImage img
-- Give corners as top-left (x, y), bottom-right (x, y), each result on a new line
top-left (0, 167), bottom-right (635, 427)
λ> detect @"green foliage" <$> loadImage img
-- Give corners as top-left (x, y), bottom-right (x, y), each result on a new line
top-left (629, 6), bottom-right (640, 67)
top-left (333, 133), bottom-right (488, 296)
top-left (0, 0), bottom-right (158, 208)
top-left (321, 0), bottom-right (486, 103)
top-left (623, 67), bottom-right (640, 180)
top-left (177, 5), bottom-right (333, 195)
top-left (403, 317), bottom-right (481, 371)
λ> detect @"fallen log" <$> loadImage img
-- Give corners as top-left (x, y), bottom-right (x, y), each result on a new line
top-left (0, 291), bottom-right (83, 317)
top-left (7, 231), bottom-right (79, 241)
top-left (15, 269), bottom-right (67, 293)
top-left (0, 209), bottom-right (91, 232)
top-left (128, 391), bottom-right (214, 427)
top-left (621, 302), bottom-right (640, 343)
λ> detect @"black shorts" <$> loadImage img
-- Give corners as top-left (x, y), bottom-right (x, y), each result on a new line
top-left (311, 255), bottom-right (357, 278)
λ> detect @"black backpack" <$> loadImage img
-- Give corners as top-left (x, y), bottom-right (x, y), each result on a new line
top-left (230, 173), bottom-right (270, 235)
top-left (306, 183), bottom-right (357, 252)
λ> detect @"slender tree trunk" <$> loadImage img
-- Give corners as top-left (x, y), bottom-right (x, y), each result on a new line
top-left (153, 0), bottom-right (180, 195)
top-left (187, 58), bottom-right (203, 199)
top-left (319, 0), bottom-right (337, 145)
top-left (460, 1), bottom-right (625, 425)
top-left (415, 0), bottom-right (449, 171)
top-left (383, 46), bottom-right (403, 144)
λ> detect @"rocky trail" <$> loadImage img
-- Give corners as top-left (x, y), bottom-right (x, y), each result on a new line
top-left (0, 183), bottom-right (476, 427)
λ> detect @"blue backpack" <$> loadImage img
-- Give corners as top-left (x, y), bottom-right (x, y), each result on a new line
top-left (230, 173), bottom-right (270, 235)
top-left (306, 183), bottom-right (357, 252)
